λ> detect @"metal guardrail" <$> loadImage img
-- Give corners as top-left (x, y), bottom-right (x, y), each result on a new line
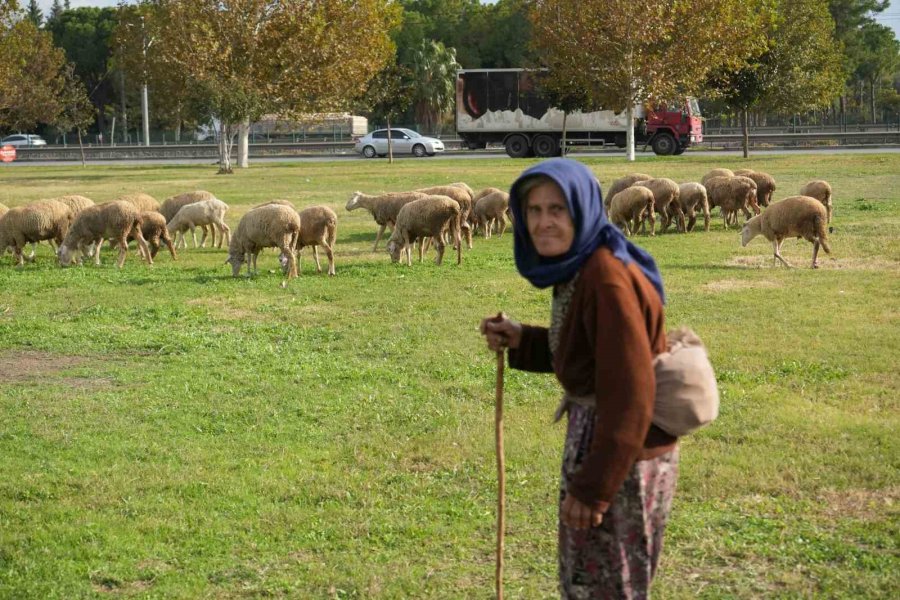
top-left (6, 130), bottom-right (899, 162)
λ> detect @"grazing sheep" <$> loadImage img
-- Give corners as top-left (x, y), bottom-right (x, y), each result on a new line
top-left (799, 180), bottom-right (833, 223)
top-left (608, 186), bottom-right (655, 237)
top-left (167, 198), bottom-right (231, 249)
top-left (414, 185), bottom-right (474, 248)
top-left (635, 177), bottom-right (684, 234)
top-left (706, 176), bottom-right (759, 229)
top-left (387, 195), bottom-right (462, 266)
top-left (701, 168), bottom-right (735, 187)
top-left (734, 169), bottom-right (776, 208)
top-left (253, 199), bottom-right (296, 210)
top-left (54, 195), bottom-right (95, 216)
top-left (116, 192), bottom-right (160, 213)
top-left (472, 190), bottom-right (510, 238)
top-left (605, 173), bottom-right (653, 209)
top-left (474, 187), bottom-right (505, 202)
top-left (226, 204), bottom-right (301, 279)
top-left (0, 200), bottom-right (74, 266)
top-left (450, 182), bottom-right (476, 200)
top-left (161, 190), bottom-right (218, 247)
top-left (345, 191), bottom-right (428, 250)
top-left (677, 183), bottom-right (710, 232)
top-left (58, 201), bottom-right (151, 268)
top-left (292, 205), bottom-right (338, 276)
top-left (128, 212), bottom-right (177, 261)
top-left (741, 196), bottom-right (831, 268)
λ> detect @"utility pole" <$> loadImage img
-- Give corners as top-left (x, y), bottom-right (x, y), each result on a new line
top-left (140, 16), bottom-right (151, 147)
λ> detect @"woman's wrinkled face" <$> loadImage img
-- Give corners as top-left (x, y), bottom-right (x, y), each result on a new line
top-left (525, 181), bottom-right (575, 257)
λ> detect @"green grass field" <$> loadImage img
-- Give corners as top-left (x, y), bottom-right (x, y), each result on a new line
top-left (1, 154), bottom-right (898, 598)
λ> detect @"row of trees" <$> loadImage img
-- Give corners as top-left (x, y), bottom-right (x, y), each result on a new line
top-left (2, 0), bottom-right (898, 166)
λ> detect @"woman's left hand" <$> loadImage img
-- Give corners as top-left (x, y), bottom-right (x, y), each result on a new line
top-left (561, 494), bottom-right (604, 529)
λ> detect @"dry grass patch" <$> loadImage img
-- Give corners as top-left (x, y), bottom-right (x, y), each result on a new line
top-left (816, 486), bottom-right (899, 521)
top-left (0, 350), bottom-right (87, 383)
top-left (702, 279), bottom-right (782, 293)
top-left (185, 297), bottom-right (258, 320)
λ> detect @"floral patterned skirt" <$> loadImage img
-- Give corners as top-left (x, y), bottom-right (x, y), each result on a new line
top-left (559, 404), bottom-right (679, 600)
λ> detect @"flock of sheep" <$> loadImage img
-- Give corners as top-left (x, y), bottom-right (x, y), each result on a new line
top-left (605, 168), bottom-right (833, 268)
top-left (0, 166), bottom-right (833, 279)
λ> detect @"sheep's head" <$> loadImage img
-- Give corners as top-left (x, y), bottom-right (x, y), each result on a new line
top-left (740, 218), bottom-right (760, 247)
top-left (345, 192), bottom-right (361, 211)
top-left (57, 244), bottom-right (76, 267)
top-left (386, 240), bottom-right (402, 263)
top-left (225, 252), bottom-right (244, 277)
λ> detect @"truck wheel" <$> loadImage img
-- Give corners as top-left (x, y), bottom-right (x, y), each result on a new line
top-left (673, 146), bottom-right (686, 155)
top-left (651, 133), bottom-right (677, 156)
top-left (505, 135), bottom-right (530, 158)
top-left (533, 135), bottom-right (559, 158)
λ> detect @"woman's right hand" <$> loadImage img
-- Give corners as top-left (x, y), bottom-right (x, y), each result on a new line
top-left (479, 313), bottom-right (523, 352)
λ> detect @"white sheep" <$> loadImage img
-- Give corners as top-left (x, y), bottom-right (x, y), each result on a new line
top-left (345, 191), bottom-right (428, 251)
top-left (799, 180), bottom-right (833, 223)
top-left (635, 178), bottom-right (684, 234)
top-left (706, 176), bottom-right (759, 229)
top-left (608, 186), bottom-right (655, 237)
top-left (741, 196), bottom-right (831, 268)
top-left (734, 169), bottom-right (776, 208)
top-left (387, 195), bottom-right (462, 266)
top-left (161, 191), bottom-right (218, 247)
top-left (292, 205), bottom-right (338, 276)
top-left (677, 182), bottom-right (710, 232)
top-left (472, 191), bottom-right (510, 238)
top-left (166, 198), bottom-right (231, 249)
top-left (0, 200), bottom-right (74, 266)
top-left (701, 168), bottom-right (735, 187)
top-left (226, 204), bottom-right (301, 279)
top-left (58, 201), bottom-right (151, 268)
top-left (605, 173), bottom-right (653, 209)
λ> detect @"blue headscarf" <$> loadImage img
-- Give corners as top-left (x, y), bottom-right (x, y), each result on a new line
top-left (508, 158), bottom-right (665, 303)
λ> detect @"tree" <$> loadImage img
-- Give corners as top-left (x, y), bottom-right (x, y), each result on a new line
top-left (530, 0), bottom-right (766, 161)
top-left (49, 0), bottom-right (62, 20)
top-left (853, 22), bottom-right (899, 123)
top-left (408, 39), bottom-right (460, 135)
top-left (53, 63), bottom-right (96, 165)
top-left (154, 0), bottom-right (399, 173)
top-left (711, 0), bottom-right (845, 157)
top-left (361, 64), bottom-right (414, 163)
top-left (25, 0), bottom-right (42, 26)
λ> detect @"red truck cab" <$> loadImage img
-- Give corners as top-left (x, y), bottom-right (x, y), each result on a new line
top-left (644, 98), bottom-right (703, 155)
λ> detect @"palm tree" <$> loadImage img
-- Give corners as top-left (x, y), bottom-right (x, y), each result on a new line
top-left (408, 40), bottom-right (460, 135)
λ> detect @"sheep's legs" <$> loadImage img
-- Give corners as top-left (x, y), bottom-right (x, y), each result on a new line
top-left (772, 238), bottom-right (792, 268)
top-left (323, 242), bottom-right (335, 276)
top-left (373, 224), bottom-right (387, 251)
top-left (434, 237), bottom-right (445, 266)
top-left (312, 245), bottom-right (323, 273)
top-left (217, 221), bottom-right (231, 248)
top-left (811, 241), bottom-right (821, 269)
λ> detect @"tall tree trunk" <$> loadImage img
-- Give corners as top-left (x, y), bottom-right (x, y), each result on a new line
top-left (175, 119), bottom-right (182, 143)
top-left (742, 108), bottom-right (750, 159)
top-left (218, 121), bottom-right (234, 174)
top-left (119, 67), bottom-right (128, 144)
top-left (387, 115), bottom-right (394, 164)
top-left (626, 104), bottom-right (635, 162)
top-left (77, 128), bottom-right (86, 167)
top-left (561, 111), bottom-right (567, 156)
top-left (237, 118), bottom-right (250, 168)
top-left (870, 79), bottom-right (877, 124)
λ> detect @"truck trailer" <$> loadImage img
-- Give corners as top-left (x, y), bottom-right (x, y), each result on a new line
top-left (456, 69), bottom-right (703, 157)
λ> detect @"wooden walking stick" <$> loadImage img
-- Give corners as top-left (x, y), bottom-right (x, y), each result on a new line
top-left (494, 315), bottom-right (506, 600)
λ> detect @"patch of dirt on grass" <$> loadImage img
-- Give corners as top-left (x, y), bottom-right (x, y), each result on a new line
top-left (0, 350), bottom-right (88, 383)
top-left (702, 279), bottom-right (781, 292)
top-left (727, 255), bottom-right (900, 271)
top-left (817, 486), bottom-right (898, 521)
top-left (823, 257), bottom-right (900, 271)
top-left (186, 297), bottom-right (257, 320)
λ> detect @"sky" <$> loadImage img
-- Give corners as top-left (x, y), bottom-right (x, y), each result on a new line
top-left (35, 0), bottom-right (900, 38)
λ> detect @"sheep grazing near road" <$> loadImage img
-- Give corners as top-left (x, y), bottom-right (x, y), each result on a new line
top-left (677, 183), bottom-right (710, 232)
top-left (414, 185), bottom-right (473, 248)
top-left (345, 191), bottom-right (428, 251)
top-left (0, 200), bottom-right (74, 266)
top-left (734, 169), bottom-right (776, 208)
top-left (167, 198), bottom-right (231, 249)
top-left (292, 205), bottom-right (338, 276)
top-left (116, 192), bottom-right (160, 213)
top-left (387, 195), bottom-right (462, 266)
top-left (474, 187), bottom-right (505, 203)
top-left (58, 201), bottom-right (151, 268)
top-left (701, 168), bottom-right (735, 187)
top-left (706, 176), bottom-right (759, 229)
top-left (472, 190), bottom-right (510, 238)
top-left (605, 173), bottom-right (653, 209)
top-left (608, 186), bottom-right (655, 237)
top-left (226, 204), bottom-right (301, 279)
top-left (635, 177), bottom-right (684, 234)
top-left (449, 182), bottom-right (476, 200)
top-left (799, 180), bottom-right (833, 223)
top-left (132, 212), bottom-right (177, 261)
top-left (253, 199), bottom-right (296, 210)
top-left (741, 196), bottom-right (831, 268)
top-left (161, 191), bottom-right (218, 246)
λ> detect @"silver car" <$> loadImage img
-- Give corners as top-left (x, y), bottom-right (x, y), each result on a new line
top-left (354, 128), bottom-right (444, 158)
top-left (0, 134), bottom-right (47, 147)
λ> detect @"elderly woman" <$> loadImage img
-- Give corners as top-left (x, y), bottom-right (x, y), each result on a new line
top-left (480, 159), bottom-right (678, 599)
